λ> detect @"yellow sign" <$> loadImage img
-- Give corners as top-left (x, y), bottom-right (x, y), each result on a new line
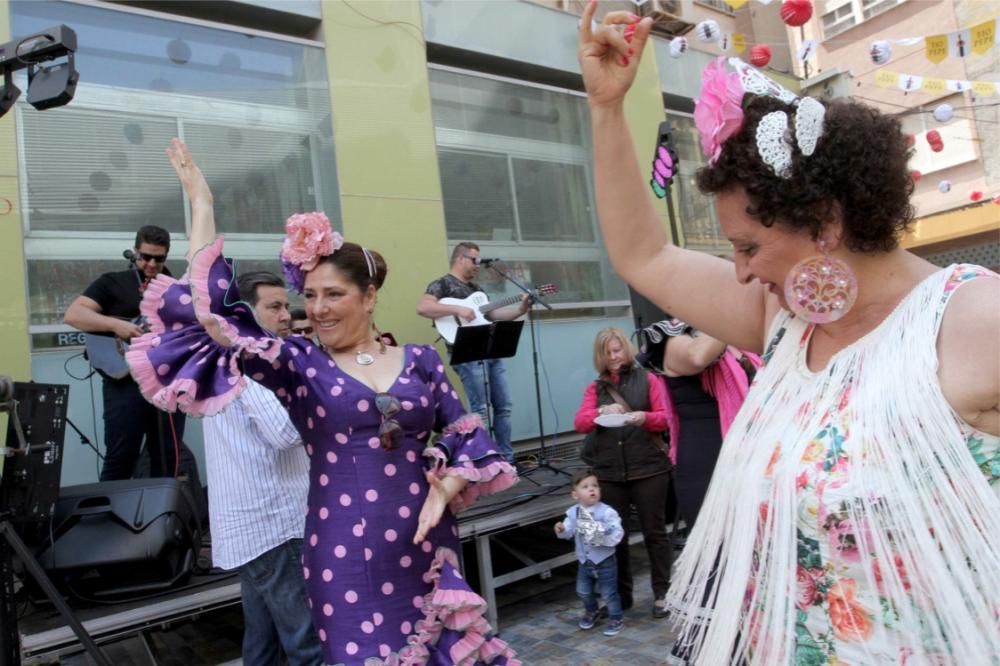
top-left (971, 81), bottom-right (998, 96)
top-left (925, 34), bottom-right (949, 64)
top-left (970, 19), bottom-right (996, 56)
top-left (732, 33), bottom-right (747, 54)
top-left (724, 0), bottom-right (749, 8)
top-left (922, 77), bottom-right (947, 94)
top-left (874, 70), bottom-right (900, 88)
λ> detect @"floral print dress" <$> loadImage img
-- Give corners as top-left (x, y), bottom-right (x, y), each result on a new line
top-left (665, 265), bottom-right (1000, 666)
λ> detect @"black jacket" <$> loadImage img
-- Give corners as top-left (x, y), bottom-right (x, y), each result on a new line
top-left (580, 366), bottom-right (671, 483)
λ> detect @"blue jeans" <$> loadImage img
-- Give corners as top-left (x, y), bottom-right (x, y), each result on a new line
top-left (238, 539), bottom-right (323, 666)
top-left (577, 555), bottom-right (623, 621)
top-left (453, 358), bottom-right (513, 461)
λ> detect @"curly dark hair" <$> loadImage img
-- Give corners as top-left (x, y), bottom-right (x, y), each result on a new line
top-left (696, 95), bottom-right (915, 253)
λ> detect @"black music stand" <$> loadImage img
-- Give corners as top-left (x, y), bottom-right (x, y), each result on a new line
top-left (450, 321), bottom-right (523, 366)
top-left (0, 381), bottom-right (112, 666)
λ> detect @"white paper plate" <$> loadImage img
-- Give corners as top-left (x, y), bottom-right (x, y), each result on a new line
top-left (594, 413), bottom-right (630, 428)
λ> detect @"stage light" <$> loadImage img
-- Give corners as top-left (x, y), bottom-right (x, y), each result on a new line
top-left (26, 53), bottom-right (78, 110)
top-left (0, 68), bottom-right (21, 118)
top-left (0, 25), bottom-right (78, 119)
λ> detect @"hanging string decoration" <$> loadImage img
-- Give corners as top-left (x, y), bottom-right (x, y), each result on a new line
top-left (749, 43), bottom-right (772, 67)
top-left (933, 104), bottom-right (954, 122)
top-left (649, 121), bottom-right (680, 199)
top-left (780, 0), bottom-right (813, 27)
top-left (870, 40), bottom-right (893, 65)
top-left (670, 36), bottom-right (689, 58)
top-left (695, 20), bottom-right (722, 43)
top-left (938, 180), bottom-right (952, 193)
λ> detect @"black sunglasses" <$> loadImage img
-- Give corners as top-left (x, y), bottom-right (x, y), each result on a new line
top-left (291, 325), bottom-right (314, 336)
top-left (375, 392), bottom-right (403, 451)
top-left (138, 252), bottom-right (168, 263)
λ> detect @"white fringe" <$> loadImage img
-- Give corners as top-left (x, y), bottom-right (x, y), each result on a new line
top-left (666, 265), bottom-right (1000, 665)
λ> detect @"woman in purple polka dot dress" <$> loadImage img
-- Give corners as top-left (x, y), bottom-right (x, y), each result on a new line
top-left (126, 140), bottom-right (521, 665)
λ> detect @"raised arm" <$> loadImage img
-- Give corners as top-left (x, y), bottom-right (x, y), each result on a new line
top-left (165, 138), bottom-right (215, 261)
top-left (579, 1), bottom-right (770, 353)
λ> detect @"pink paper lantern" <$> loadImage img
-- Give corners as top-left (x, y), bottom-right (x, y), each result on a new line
top-left (780, 0), bottom-right (813, 27)
top-left (910, 170), bottom-right (922, 183)
top-left (969, 190), bottom-right (984, 202)
top-left (749, 44), bottom-right (772, 68)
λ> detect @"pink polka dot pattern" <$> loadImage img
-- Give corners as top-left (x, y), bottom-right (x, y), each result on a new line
top-left (322, 569), bottom-right (333, 582)
top-left (345, 590), bottom-right (358, 603)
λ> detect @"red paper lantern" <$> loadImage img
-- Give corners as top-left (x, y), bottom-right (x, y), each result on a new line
top-left (904, 133), bottom-right (915, 147)
top-left (910, 170), bottom-right (922, 183)
top-left (994, 194), bottom-right (1000, 205)
top-left (926, 130), bottom-right (944, 152)
top-left (780, 0), bottom-right (813, 27)
top-left (749, 44), bottom-right (772, 68)
top-left (969, 190), bottom-right (984, 202)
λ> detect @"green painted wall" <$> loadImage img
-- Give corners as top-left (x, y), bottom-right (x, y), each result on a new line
top-left (320, 0), bottom-right (448, 349)
top-left (0, 0), bottom-right (29, 382)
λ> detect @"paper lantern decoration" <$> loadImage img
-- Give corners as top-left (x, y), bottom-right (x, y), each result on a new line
top-left (969, 190), bottom-right (984, 202)
top-left (993, 194), bottom-right (1000, 205)
top-left (926, 130), bottom-right (944, 152)
top-left (749, 44), bottom-right (772, 67)
top-left (938, 180), bottom-right (951, 193)
top-left (649, 122), bottom-right (680, 198)
top-left (903, 133), bottom-right (915, 147)
top-left (869, 40), bottom-right (892, 65)
top-left (780, 0), bottom-right (813, 27)
top-left (910, 170), bottom-right (922, 183)
top-left (670, 36), bottom-right (689, 58)
top-left (933, 104), bottom-right (954, 123)
top-left (695, 20), bottom-right (721, 43)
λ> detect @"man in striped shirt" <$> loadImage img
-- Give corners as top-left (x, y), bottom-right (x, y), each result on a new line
top-left (202, 271), bottom-right (322, 666)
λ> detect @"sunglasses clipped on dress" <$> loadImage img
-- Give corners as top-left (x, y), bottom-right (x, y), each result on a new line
top-left (375, 392), bottom-right (403, 450)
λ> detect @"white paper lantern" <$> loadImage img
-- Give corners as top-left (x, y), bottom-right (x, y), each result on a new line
top-left (869, 40), bottom-right (892, 65)
top-left (669, 37), bottom-right (688, 58)
top-left (695, 20), bottom-right (721, 44)
top-left (933, 104), bottom-right (954, 123)
top-left (938, 180), bottom-right (952, 193)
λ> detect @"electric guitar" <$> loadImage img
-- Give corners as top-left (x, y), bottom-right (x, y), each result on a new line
top-left (433, 284), bottom-right (558, 344)
top-left (84, 316), bottom-right (148, 381)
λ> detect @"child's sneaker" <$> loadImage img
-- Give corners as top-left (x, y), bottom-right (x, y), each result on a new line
top-left (579, 609), bottom-right (601, 630)
top-left (603, 618), bottom-right (624, 636)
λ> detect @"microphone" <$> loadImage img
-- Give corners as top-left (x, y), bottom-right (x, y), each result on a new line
top-left (123, 249), bottom-right (137, 263)
top-left (475, 257), bottom-right (502, 266)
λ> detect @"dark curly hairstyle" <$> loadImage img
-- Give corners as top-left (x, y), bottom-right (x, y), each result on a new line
top-left (315, 242), bottom-right (387, 292)
top-left (696, 95), bottom-right (915, 253)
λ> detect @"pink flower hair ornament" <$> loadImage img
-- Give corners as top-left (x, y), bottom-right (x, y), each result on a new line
top-left (279, 211), bottom-right (343, 293)
top-left (694, 57), bottom-right (746, 165)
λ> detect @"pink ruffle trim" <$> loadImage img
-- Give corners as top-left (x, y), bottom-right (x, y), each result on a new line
top-left (138, 273), bottom-right (178, 337)
top-left (423, 447), bottom-right (518, 514)
top-left (125, 352), bottom-right (246, 417)
top-left (189, 237), bottom-right (282, 362)
top-left (398, 547), bottom-right (521, 666)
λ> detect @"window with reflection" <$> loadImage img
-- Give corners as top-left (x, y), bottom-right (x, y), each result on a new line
top-left (428, 68), bottom-right (627, 313)
top-left (13, 1), bottom-right (339, 349)
top-left (667, 112), bottom-right (728, 251)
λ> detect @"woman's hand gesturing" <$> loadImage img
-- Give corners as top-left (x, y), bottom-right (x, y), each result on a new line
top-left (578, 0), bottom-right (653, 109)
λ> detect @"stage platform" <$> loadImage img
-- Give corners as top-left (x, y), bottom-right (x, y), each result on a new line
top-left (16, 463), bottom-right (588, 663)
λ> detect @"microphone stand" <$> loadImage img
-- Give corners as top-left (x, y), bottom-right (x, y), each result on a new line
top-left (484, 262), bottom-right (570, 479)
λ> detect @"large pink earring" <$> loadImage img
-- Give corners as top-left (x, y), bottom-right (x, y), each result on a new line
top-left (783, 242), bottom-right (858, 324)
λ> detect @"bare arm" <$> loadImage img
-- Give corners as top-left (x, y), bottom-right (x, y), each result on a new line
top-left (663, 333), bottom-right (728, 377)
top-left (165, 138), bottom-right (215, 261)
top-left (485, 294), bottom-right (530, 322)
top-left (64, 295), bottom-right (143, 340)
top-left (579, 2), bottom-right (770, 352)
top-left (936, 277), bottom-right (1000, 436)
top-left (416, 293), bottom-right (475, 322)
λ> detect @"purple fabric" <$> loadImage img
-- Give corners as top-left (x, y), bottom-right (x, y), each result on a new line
top-left (129, 249), bottom-right (516, 665)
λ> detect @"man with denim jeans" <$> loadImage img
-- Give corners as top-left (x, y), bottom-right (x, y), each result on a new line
top-left (555, 469), bottom-right (626, 636)
top-left (417, 241), bottom-right (529, 463)
top-left (202, 271), bottom-right (322, 666)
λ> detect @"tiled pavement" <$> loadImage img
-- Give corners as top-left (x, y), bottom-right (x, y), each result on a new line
top-left (498, 555), bottom-right (680, 665)
top-left (57, 549), bottom-right (679, 665)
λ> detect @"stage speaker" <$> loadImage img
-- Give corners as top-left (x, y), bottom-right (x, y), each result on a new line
top-left (32, 478), bottom-right (201, 602)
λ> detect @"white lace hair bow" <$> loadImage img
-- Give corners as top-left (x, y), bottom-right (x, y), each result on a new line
top-left (728, 57), bottom-right (826, 178)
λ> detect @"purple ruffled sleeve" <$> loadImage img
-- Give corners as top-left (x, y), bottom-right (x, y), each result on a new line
top-left (126, 237), bottom-right (295, 416)
top-left (414, 345), bottom-right (518, 513)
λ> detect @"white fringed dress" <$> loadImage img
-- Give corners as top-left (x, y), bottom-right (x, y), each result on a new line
top-left (666, 264), bottom-right (1000, 665)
